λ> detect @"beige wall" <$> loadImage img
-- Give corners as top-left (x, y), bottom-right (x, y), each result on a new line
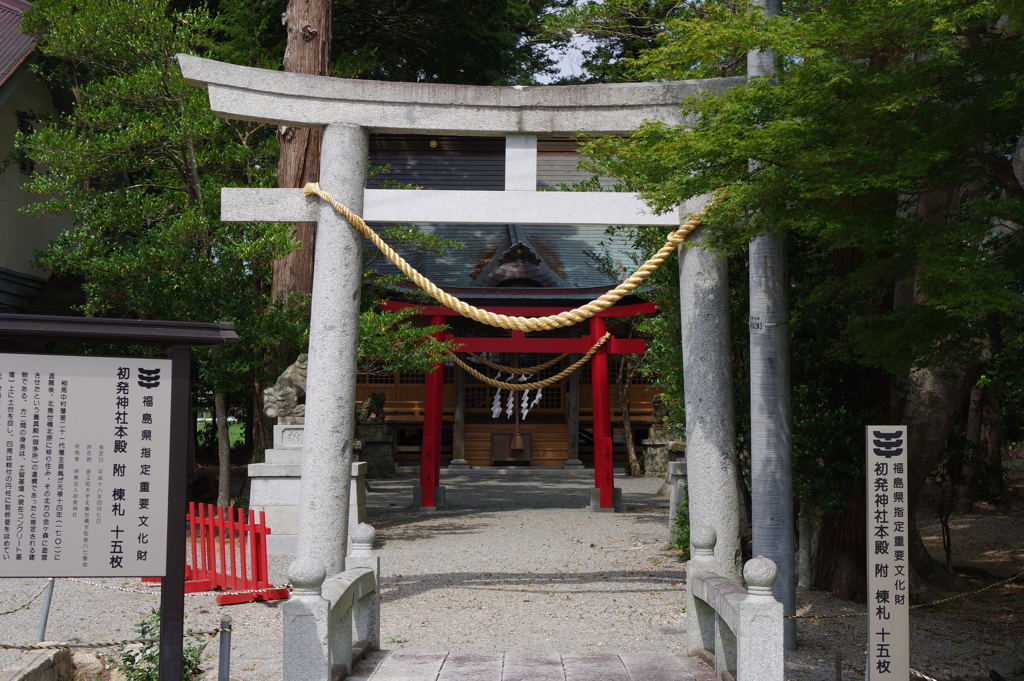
top-left (0, 66), bottom-right (72, 279)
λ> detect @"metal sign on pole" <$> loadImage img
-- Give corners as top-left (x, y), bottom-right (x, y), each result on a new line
top-left (866, 425), bottom-right (910, 680)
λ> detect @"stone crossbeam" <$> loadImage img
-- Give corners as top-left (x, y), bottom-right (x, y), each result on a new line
top-left (221, 188), bottom-right (679, 226)
top-left (178, 54), bottom-right (743, 134)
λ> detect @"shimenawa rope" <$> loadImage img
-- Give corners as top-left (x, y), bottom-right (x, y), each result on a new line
top-left (450, 334), bottom-right (611, 390)
top-left (465, 352), bottom-right (569, 376)
top-left (303, 182), bottom-right (704, 331)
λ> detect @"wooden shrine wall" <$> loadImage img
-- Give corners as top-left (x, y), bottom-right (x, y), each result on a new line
top-left (355, 377), bottom-right (663, 467)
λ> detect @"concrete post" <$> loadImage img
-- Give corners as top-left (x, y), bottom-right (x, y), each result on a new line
top-left (737, 556), bottom-right (784, 680)
top-left (685, 525), bottom-right (717, 656)
top-left (678, 221), bottom-right (742, 582)
top-left (296, 124), bottom-right (367, 575)
top-left (748, 0), bottom-right (796, 650)
top-left (748, 232), bottom-right (795, 648)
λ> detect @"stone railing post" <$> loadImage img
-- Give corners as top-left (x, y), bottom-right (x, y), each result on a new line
top-left (283, 557), bottom-right (330, 681)
top-left (350, 461), bottom-right (367, 536)
top-left (685, 525), bottom-right (717, 656)
top-left (346, 523), bottom-right (380, 651)
top-left (738, 555), bottom-right (784, 680)
top-left (668, 460), bottom-right (687, 538)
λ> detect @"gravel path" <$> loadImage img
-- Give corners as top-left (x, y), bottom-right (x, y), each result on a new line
top-left (0, 470), bottom-right (1018, 681)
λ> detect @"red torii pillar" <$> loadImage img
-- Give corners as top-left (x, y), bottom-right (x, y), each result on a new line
top-left (588, 315), bottom-right (618, 511)
top-left (419, 315), bottom-right (446, 510)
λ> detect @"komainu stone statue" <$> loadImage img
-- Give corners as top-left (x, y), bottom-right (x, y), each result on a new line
top-left (356, 391), bottom-right (394, 478)
top-left (264, 354), bottom-right (307, 425)
top-left (356, 391), bottom-right (386, 424)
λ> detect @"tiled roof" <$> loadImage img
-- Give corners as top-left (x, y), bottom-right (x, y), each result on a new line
top-left (365, 223), bottom-right (644, 293)
top-left (0, 0), bottom-right (35, 89)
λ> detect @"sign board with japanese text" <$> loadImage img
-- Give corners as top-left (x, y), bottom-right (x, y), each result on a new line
top-left (1, 354), bottom-right (172, 577)
top-left (867, 425), bottom-right (909, 680)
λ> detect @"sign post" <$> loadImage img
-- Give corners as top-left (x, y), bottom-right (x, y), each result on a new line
top-left (160, 346), bottom-right (189, 681)
top-left (866, 425), bottom-right (910, 680)
top-left (0, 313), bottom-right (236, 681)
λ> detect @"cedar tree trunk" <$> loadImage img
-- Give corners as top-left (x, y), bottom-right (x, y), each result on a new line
top-left (272, 0), bottom-right (331, 301)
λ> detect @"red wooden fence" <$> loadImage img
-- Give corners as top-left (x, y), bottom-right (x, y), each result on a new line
top-left (146, 503), bottom-right (289, 605)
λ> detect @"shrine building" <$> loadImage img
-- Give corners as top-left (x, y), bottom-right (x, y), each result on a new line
top-left (356, 133), bottom-right (663, 471)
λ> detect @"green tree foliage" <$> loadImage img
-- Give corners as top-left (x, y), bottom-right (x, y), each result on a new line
top-left (576, 0), bottom-right (1024, 373)
top-left (16, 0), bottom-right (464, 464)
top-left (19, 0), bottom-right (307, 402)
top-left (552, 0), bottom-right (1024, 517)
top-left (218, 0), bottom-right (563, 84)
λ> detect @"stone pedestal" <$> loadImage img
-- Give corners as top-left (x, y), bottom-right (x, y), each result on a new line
top-left (411, 485), bottom-right (447, 510)
top-left (586, 486), bottom-right (623, 512)
top-left (250, 425), bottom-right (367, 555)
top-left (562, 458), bottom-right (584, 470)
top-left (448, 459), bottom-right (471, 470)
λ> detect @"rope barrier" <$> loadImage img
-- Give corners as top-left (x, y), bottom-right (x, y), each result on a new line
top-left (304, 182), bottom-right (704, 331)
top-left (450, 334), bottom-right (611, 390)
top-left (783, 571), bottom-right (1022, 620)
top-left (66, 578), bottom-right (291, 598)
top-left (0, 629), bottom-right (224, 651)
top-left (464, 352), bottom-right (569, 376)
top-left (0, 580), bottom-right (53, 618)
top-left (907, 571), bottom-right (1021, 610)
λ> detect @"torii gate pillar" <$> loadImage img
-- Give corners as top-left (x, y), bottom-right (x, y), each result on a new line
top-left (294, 125), bottom-right (367, 574)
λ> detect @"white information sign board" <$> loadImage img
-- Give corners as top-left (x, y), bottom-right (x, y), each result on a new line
top-left (0, 354), bottom-right (172, 577)
top-left (866, 425), bottom-right (909, 680)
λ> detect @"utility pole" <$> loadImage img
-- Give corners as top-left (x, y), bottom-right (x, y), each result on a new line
top-left (747, 0), bottom-right (797, 651)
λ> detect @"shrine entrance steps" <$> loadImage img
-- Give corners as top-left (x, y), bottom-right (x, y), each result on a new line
top-left (349, 651), bottom-right (714, 681)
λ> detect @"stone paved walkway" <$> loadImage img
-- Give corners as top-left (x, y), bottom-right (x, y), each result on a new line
top-left (349, 651), bottom-right (715, 681)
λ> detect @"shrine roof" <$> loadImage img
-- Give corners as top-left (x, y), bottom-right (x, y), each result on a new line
top-left (0, 0), bottom-right (34, 90)
top-left (364, 223), bottom-right (645, 293)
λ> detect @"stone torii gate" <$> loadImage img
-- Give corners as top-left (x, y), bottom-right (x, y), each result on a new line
top-left (178, 54), bottom-right (745, 582)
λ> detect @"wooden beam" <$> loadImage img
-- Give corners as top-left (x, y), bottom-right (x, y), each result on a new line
top-left (383, 300), bottom-right (658, 317)
top-left (447, 336), bottom-right (645, 354)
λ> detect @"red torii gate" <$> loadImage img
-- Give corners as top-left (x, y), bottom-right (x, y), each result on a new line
top-left (384, 300), bottom-right (656, 510)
